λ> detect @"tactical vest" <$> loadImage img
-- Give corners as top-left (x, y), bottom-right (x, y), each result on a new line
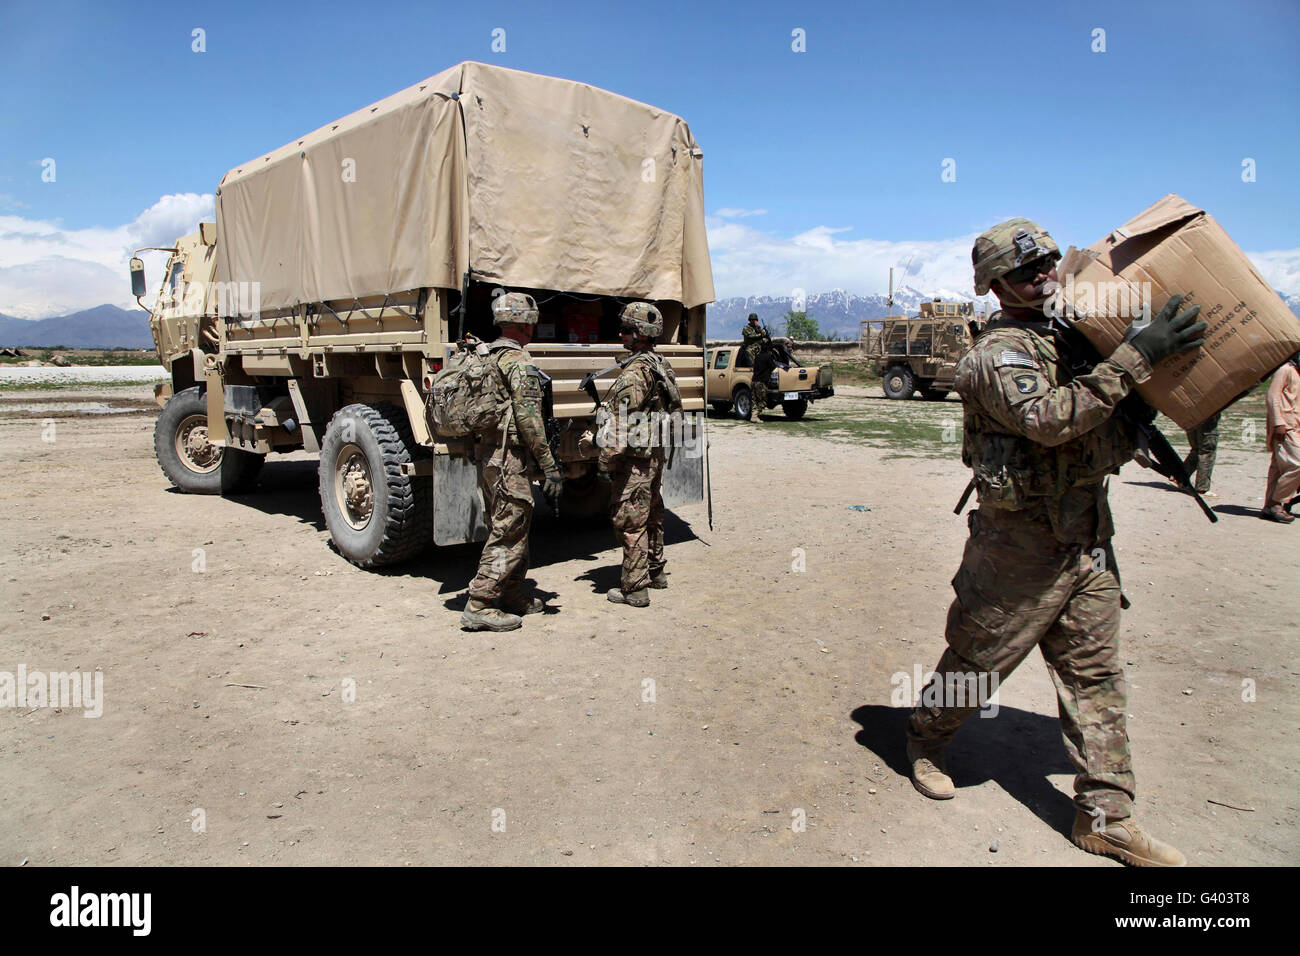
top-left (961, 327), bottom-right (1136, 510)
top-left (634, 352), bottom-right (683, 414)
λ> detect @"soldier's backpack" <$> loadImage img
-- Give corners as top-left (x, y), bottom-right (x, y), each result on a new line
top-left (425, 336), bottom-right (511, 439)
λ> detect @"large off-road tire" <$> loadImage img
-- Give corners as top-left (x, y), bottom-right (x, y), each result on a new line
top-left (732, 386), bottom-right (753, 421)
top-left (319, 402), bottom-right (431, 568)
top-left (154, 386), bottom-right (264, 494)
top-left (882, 366), bottom-right (915, 400)
top-left (782, 398), bottom-right (809, 420)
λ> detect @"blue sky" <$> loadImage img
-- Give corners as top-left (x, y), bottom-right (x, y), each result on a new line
top-left (2, 0), bottom-right (1297, 316)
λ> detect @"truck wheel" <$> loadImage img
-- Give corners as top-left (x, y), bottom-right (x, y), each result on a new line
top-left (882, 367), bottom-right (915, 400)
top-left (782, 398), bottom-right (809, 420)
top-left (154, 386), bottom-right (264, 494)
top-left (923, 388), bottom-right (950, 401)
top-left (319, 402), bottom-right (430, 568)
top-left (732, 386), bottom-right (753, 421)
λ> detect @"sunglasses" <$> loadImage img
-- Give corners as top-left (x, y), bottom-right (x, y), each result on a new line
top-left (1003, 257), bottom-right (1056, 284)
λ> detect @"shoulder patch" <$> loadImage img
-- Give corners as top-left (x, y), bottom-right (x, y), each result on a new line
top-left (998, 349), bottom-right (1038, 369)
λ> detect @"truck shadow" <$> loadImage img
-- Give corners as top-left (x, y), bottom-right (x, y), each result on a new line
top-left (210, 460), bottom-right (701, 596)
top-left (850, 704), bottom-right (1079, 836)
top-left (217, 460), bottom-right (328, 530)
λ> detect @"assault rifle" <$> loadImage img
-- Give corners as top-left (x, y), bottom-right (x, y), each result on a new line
top-left (1051, 317), bottom-right (1218, 523)
top-left (578, 354), bottom-right (637, 410)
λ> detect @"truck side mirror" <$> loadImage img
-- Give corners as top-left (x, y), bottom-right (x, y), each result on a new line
top-left (130, 257), bottom-right (147, 298)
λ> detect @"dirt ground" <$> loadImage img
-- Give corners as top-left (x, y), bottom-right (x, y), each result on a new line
top-left (1, 382), bottom-right (1296, 866)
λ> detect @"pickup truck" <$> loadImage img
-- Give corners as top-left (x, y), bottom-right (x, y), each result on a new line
top-left (704, 341), bottom-right (834, 420)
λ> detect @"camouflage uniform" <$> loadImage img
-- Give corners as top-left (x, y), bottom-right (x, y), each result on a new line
top-left (467, 339), bottom-right (558, 603)
top-left (1182, 410), bottom-right (1220, 494)
top-left (601, 351), bottom-right (668, 593)
top-left (908, 316), bottom-right (1155, 821)
top-left (741, 319), bottom-right (767, 362)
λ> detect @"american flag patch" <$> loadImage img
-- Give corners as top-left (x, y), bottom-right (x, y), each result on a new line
top-left (998, 350), bottom-right (1037, 369)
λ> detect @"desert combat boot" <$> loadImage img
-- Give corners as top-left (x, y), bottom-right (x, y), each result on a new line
top-left (499, 593), bottom-right (546, 616)
top-left (906, 738), bottom-right (955, 800)
top-left (1072, 811), bottom-right (1187, 867)
top-left (460, 598), bottom-right (523, 632)
top-left (607, 587), bottom-right (650, 608)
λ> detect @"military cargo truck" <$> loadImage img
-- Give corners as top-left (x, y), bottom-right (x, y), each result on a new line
top-left (130, 62), bottom-right (713, 567)
top-left (867, 299), bottom-right (975, 400)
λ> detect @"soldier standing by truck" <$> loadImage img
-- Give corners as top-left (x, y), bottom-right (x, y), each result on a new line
top-left (904, 218), bottom-right (1206, 866)
top-left (460, 293), bottom-right (565, 632)
top-left (601, 303), bottom-right (677, 607)
top-left (742, 314), bottom-right (770, 422)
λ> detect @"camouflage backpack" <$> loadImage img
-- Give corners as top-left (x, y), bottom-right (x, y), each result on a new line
top-left (425, 336), bottom-right (510, 439)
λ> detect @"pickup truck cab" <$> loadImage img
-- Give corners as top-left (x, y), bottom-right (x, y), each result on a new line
top-left (705, 341), bottom-right (834, 420)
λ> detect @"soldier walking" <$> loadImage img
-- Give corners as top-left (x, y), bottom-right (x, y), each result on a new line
top-left (905, 219), bottom-right (1206, 866)
top-left (601, 303), bottom-right (675, 607)
top-left (1181, 411), bottom-right (1220, 498)
top-left (460, 292), bottom-right (565, 631)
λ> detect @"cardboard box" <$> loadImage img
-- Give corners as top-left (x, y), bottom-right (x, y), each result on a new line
top-left (1056, 194), bottom-right (1300, 430)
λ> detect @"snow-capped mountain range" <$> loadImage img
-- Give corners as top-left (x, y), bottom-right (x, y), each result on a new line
top-left (708, 286), bottom-right (1300, 339)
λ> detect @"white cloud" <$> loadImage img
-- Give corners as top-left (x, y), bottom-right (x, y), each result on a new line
top-left (705, 217), bottom-right (1300, 303)
top-left (707, 217), bottom-right (982, 300)
top-left (714, 207), bottom-right (767, 219)
top-left (1245, 248), bottom-right (1300, 301)
top-left (0, 193), bottom-right (213, 318)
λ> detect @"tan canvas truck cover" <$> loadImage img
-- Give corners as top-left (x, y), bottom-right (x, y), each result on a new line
top-left (213, 61), bottom-right (714, 311)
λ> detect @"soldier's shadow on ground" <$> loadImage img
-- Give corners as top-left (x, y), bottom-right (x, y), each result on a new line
top-left (202, 460), bottom-right (701, 604)
top-left (850, 704), bottom-right (1079, 835)
top-left (1124, 479), bottom-right (1261, 519)
top-left (427, 509), bottom-right (702, 611)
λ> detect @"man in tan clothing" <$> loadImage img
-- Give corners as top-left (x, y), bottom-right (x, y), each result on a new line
top-left (1262, 351), bottom-right (1300, 523)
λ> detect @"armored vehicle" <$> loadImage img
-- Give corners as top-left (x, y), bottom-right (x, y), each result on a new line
top-left (868, 299), bottom-right (975, 400)
top-left (131, 62), bottom-right (713, 567)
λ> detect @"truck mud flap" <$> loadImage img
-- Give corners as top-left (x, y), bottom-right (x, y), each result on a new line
top-left (662, 450), bottom-right (704, 510)
top-left (433, 455), bottom-right (489, 546)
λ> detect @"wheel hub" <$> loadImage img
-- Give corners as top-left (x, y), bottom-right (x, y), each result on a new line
top-left (175, 415), bottom-right (222, 472)
top-left (337, 447), bottom-right (373, 530)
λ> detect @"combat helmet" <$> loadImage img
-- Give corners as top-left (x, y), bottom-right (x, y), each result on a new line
top-left (491, 290), bottom-right (539, 325)
top-left (620, 301), bottom-right (663, 338)
top-left (971, 218), bottom-right (1060, 295)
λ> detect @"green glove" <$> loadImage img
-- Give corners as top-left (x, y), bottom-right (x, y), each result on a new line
top-left (543, 473), bottom-right (564, 514)
top-left (1126, 294), bottom-right (1207, 366)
